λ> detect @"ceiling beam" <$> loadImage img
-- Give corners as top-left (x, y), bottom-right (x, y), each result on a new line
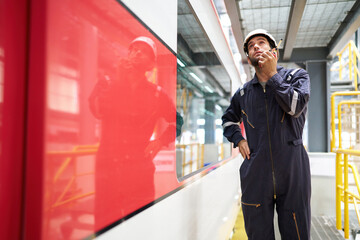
top-left (187, 0), bottom-right (244, 90)
top-left (327, 0), bottom-right (360, 59)
top-left (177, 34), bottom-right (194, 64)
top-left (224, 0), bottom-right (252, 83)
top-left (279, 47), bottom-right (328, 63)
top-left (283, 0), bottom-right (307, 60)
top-left (192, 52), bottom-right (221, 66)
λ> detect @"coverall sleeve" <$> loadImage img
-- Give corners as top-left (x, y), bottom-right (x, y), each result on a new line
top-left (266, 69), bottom-right (310, 118)
top-left (88, 79), bottom-right (110, 119)
top-left (157, 90), bottom-right (177, 145)
top-left (221, 89), bottom-right (245, 148)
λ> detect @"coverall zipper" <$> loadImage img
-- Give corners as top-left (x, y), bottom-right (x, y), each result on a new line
top-left (281, 111), bottom-right (285, 123)
top-left (293, 212), bottom-right (301, 239)
top-left (241, 202), bottom-right (261, 208)
top-left (264, 87), bottom-right (277, 200)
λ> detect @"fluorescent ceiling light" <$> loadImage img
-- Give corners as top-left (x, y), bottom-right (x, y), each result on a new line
top-left (205, 86), bottom-right (214, 93)
top-left (190, 72), bottom-right (203, 83)
top-left (193, 90), bottom-right (202, 97)
top-left (177, 58), bottom-right (185, 67)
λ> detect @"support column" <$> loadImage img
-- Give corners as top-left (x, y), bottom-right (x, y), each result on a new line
top-left (205, 100), bottom-right (215, 144)
top-left (306, 60), bottom-right (330, 152)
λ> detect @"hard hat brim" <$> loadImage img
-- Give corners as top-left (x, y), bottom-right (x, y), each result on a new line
top-left (243, 29), bottom-right (276, 55)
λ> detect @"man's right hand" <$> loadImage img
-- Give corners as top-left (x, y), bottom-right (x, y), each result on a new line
top-left (238, 140), bottom-right (250, 160)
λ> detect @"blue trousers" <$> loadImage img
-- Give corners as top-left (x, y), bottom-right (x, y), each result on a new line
top-left (241, 196), bottom-right (311, 239)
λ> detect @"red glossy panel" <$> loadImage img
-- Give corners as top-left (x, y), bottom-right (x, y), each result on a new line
top-left (42, 0), bottom-right (177, 238)
top-left (0, 0), bottom-right (28, 239)
top-left (24, 0), bottom-right (47, 239)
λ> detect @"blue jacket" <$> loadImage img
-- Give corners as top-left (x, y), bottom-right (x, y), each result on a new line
top-left (222, 66), bottom-right (311, 209)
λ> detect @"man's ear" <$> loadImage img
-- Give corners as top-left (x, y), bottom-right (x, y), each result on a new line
top-left (247, 57), bottom-right (251, 65)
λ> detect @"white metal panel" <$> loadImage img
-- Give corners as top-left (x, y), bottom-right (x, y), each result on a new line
top-left (96, 157), bottom-right (242, 240)
top-left (121, 0), bottom-right (177, 52)
top-left (188, 0), bottom-right (243, 86)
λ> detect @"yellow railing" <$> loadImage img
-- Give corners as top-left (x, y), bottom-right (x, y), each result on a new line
top-left (335, 149), bottom-right (360, 239)
top-left (50, 142), bottom-right (225, 203)
top-left (177, 85), bottom-right (193, 117)
top-left (332, 41), bottom-right (360, 238)
top-left (47, 144), bottom-right (98, 209)
top-left (331, 40), bottom-right (360, 91)
top-left (337, 100), bottom-right (360, 150)
top-left (177, 143), bottom-right (204, 176)
top-left (330, 91), bottom-right (360, 151)
top-left (219, 143), bottom-right (224, 160)
top-left (330, 41), bottom-right (360, 151)
top-left (176, 143), bottom-right (226, 176)
top-left (333, 100), bottom-right (360, 239)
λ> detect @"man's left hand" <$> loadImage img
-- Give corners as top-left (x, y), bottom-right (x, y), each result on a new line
top-left (258, 50), bottom-right (278, 79)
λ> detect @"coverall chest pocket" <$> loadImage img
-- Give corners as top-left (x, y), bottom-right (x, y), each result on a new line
top-left (241, 92), bottom-right (265, 129)
top-left (241, 109), bottom-right (255, 129)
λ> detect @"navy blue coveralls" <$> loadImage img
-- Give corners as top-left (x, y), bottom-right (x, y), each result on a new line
top-left (222, 66), bottom-right (311, 239)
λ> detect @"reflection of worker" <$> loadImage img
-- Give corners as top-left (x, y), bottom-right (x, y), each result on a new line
top-left (89, 36), bottom-right (176, 229)
top-left (176, 111), bottom-right (183, 138)
top-left (222, 29), bottom-right (311, 239)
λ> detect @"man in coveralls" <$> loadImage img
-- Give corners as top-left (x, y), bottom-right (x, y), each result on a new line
top-left (222, 29), bottom-right (311, 239)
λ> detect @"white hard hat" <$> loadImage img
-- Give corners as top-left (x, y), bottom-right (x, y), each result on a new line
top-left (130, 36), bottom-right (157, 59)
top-left (243, 29), bottom-right (276, 55)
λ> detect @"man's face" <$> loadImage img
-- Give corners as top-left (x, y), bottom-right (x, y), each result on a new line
top-left (247, 36), bottom-right (271, 67)
top-left (128, 42), bottom-right (155, 69)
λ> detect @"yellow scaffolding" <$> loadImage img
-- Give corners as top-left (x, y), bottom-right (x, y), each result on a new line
top-left (330, 92), bottom-right (360, 151)
top-left (332, 40), bottom-right (360, 239)
top-left (331, 40), bottom-right (359, 91)
top-left (335, 149), bottom-right (360, 239)
top-left (176, 143), bottom-right (225, 176)
top-left (47, 145), bottom-right (98, 209)
top-left (176, 143), bottom-right (204, 176)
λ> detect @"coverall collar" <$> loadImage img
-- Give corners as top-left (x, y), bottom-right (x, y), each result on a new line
top-left (250, 65), bottom-right (284, 85)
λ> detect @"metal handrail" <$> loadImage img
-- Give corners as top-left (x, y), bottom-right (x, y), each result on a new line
top-left (177, 85), bottom-right (193, 117)
top-left (330, 91), bottom-right (360, 151)
top-left (176, 143), bottom-right (204, 176)
top-left (337, 100), bottom-right (360, 149)
top-left (332, 41), bottom-right (360, 239)
top-left (176, 143), bottom-right (225, 176)
top-left (333, 100), bottom-right (360, 239)
top-left (47, 145), bottom-right (98, 209)
top-left (332, 40), bottom-right (360, 90)
top-left (335, 149), bottom-right (360, 239)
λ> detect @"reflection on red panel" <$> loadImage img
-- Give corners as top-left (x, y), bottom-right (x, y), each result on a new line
top-left (0, 0), bottom-right (27, 239)
top-left (44, 0), bottom-right (177, 238)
